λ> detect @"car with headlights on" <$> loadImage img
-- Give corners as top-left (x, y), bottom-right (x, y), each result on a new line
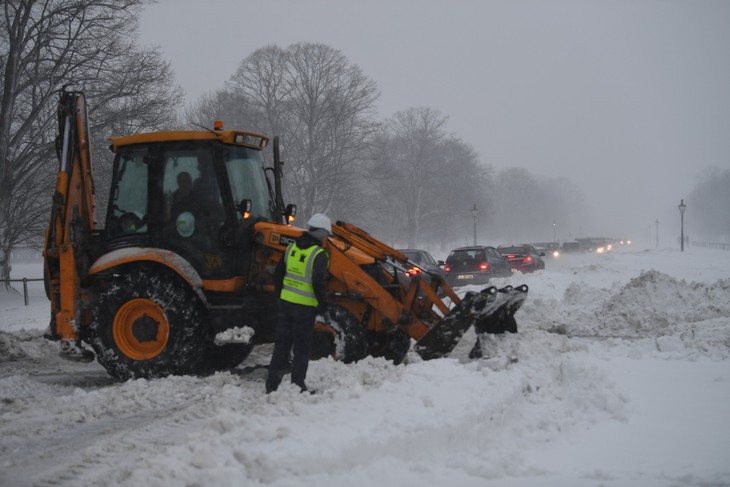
top-left (532, 242), bottom-right (561, 258)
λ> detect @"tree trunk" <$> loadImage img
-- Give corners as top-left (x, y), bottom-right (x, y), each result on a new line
top-left (0, 244), bottom-right (11, 291)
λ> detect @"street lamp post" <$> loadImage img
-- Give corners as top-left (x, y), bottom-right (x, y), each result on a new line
top-left (471, 203), bottom-right (478, 246)
top-left (655, 218), bottom-right (659, 249)
top-left (553, 220), bottom-right (556, 243)
top-left (678, 199), bottom-right (687, 252)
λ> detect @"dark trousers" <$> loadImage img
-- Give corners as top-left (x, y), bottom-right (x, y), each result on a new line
top-left (266, 300), bottom-right (317, 392)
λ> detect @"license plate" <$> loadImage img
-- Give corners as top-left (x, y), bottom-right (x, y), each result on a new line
top-left (457, 274), bottom-right (474, 279)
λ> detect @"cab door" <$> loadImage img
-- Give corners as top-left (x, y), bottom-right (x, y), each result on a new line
top-left (159, 143), bottom-right (233, 279)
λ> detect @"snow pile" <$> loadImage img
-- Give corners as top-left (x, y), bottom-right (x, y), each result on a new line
top-left (517, 254), bottom-right (730, 359)
top-left (0, 329), bottom-right (56, 362)
top-left (214, 326), bottom-right (255, 345)
top-left (598, 271), bottom-right (730, 331)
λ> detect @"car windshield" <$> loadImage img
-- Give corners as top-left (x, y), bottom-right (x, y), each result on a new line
top-left (447, 249), bottom-right (486, 262)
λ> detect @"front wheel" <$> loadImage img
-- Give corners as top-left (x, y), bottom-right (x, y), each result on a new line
top-left (87, 265), bottom-right (208, 380)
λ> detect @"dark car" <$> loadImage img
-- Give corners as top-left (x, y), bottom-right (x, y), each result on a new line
top-left (398, 249), bottom-right (447, 282)
top-left (497, 244), bottom-right (546, 273)
top-left (444, 246), bottom-right (512, 286)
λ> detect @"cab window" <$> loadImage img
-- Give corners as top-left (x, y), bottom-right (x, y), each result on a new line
top-left (223, 146), bottom-right (273, 221)
top-left (162, 147), bottom-right (225, 240)
top-left (107, 147), bottom-right (149, 237)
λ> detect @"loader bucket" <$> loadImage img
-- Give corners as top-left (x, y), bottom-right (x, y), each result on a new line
top-left (413, 284), bottom-right (529, 360)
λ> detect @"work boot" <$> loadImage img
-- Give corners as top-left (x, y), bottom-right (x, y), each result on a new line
top-left (265, 372), bottom-right (282, 394)
top-left (294, 381), bottom-right (314, 394)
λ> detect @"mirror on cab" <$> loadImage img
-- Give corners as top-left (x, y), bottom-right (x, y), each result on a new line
top-left (284, 204), bottom-right (297, 224)
top-left (238, 199), bottom-right (252, 219)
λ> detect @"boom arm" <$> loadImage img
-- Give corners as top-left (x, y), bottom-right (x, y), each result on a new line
top-left (328, 221), bottom-right (528, 359)
top-left (43, 91), bottom-right (96, 358)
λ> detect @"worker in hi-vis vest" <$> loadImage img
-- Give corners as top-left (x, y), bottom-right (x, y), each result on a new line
top-left (266, 213), bottom-right (332, 393)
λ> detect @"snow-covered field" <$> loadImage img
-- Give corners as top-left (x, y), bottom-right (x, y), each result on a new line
top-left (2, 247), bottom-right (730, 486)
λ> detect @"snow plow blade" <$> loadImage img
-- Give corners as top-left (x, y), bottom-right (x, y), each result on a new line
top-left (414, 285), bottom-right (529, 360)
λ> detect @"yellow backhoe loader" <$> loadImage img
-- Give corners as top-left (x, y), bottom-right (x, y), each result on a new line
top-left (43, 90), bottom-right (528, 380)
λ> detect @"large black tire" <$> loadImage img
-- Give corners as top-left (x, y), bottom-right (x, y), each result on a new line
top-left (310, 305), bottom-right (369, 364)
top-left (87, 265), bottom-right (208, 380)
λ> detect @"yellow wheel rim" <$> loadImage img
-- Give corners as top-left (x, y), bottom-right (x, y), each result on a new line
top-left (113, 298), bottom-right (169, 360)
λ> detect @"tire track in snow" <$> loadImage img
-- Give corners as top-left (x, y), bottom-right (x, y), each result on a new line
top-left (1, 347), bottom-right (264, 487)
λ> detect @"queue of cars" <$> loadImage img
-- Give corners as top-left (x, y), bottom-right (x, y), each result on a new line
top-left (560, 237), bottom-right (628, 254)
top-left (395, 242), bottom-right (548, 290)
top-left (396, 236), bottom-right (627, 289)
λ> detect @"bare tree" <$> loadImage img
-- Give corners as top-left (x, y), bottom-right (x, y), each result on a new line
top-left (223, 44), bottom-right (290, 137)
top-left (366, 107), bottom-right (491, 249)
top-left (220, 43), bottom-right (380, 222)
top-left (0, 0), bottom-right (181, 286)
top-left (184, 90), bottom-right (262, 133)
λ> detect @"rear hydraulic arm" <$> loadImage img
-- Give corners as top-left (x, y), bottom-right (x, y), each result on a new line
top-left (43, 90), bottom-right (96, 359)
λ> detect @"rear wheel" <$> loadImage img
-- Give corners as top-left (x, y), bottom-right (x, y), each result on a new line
top-left (88, 265), bottom-right (207, 380)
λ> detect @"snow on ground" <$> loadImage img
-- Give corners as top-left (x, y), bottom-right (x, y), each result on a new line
top-left (1, 247), bottom-right (730, 486)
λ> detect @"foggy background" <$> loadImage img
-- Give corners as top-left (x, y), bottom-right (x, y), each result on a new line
top-left (139, 0), bottom-right (730, 248)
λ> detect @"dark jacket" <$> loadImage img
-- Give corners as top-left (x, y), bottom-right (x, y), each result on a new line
top-left (274, 232), bottom-right (331, 312)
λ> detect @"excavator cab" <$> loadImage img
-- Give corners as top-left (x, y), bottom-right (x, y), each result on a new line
top-left (104, 135), bottom-right (275, 280)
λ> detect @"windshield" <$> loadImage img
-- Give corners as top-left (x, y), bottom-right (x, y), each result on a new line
top-left (223, 146), bottom-right (273, 220)
top-left (447, 249), bottom-right (486, 263)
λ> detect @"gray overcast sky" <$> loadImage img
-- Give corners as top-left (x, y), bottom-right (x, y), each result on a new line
top-left (139, 0), bottom-right (730, 244)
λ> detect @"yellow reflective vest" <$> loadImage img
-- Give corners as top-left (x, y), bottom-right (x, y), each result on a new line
top-left (280, 242), bottom-right (327, 307)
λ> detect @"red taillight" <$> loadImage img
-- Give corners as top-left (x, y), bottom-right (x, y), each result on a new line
top-left (444, 264), bottom-right (451, 273)
top-left (507, 254), bottom-right (515, 259)
top-left (480, 261), bottom-right (488, 271)
top-left (406, 266), bottom-right (422, 277)
top-left (523, 256), bottom-right (533, 264)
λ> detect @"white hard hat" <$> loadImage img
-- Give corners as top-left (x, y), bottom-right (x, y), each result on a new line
top-left (307, 213), bottom-right (332, 235)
